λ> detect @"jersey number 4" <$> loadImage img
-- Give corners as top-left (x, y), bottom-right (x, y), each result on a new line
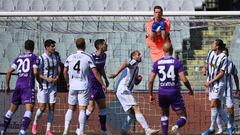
top-left (158, 65), bottom-right (175, 81)
top-left (73, 60), bottom-right (81, 73)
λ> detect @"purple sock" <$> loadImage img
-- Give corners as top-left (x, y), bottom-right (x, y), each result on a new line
top-left (2, 117), bottom-right (11, 132)
top-left (20, 117), bottom-right (31, 130)
top-left (99, 115), bottom-right (107, 131)
top-left (176, 117), bottom-right (186, 128)
top-left (161, 117), bottom-right (168, 135)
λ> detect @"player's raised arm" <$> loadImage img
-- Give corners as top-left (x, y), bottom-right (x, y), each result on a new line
top-left (108, 62), bottom-right (128, 79)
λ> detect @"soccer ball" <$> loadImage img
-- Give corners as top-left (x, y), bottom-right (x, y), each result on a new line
top-left (135, 75), bottom-right (142, 85)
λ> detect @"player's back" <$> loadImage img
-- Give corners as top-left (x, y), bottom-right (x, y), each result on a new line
top-left (154, 56), bottom-right (184, 94)
top-left (13, 52), bottom-right (38, 88)
top-left (225, 59), bottom-right (237, 89)
top-left (116, 59), bottom-right (139, 91)
top-left (66, 51), bottom-right (95, 90)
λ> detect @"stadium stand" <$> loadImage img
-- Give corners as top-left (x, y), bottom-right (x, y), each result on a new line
top-left (0, 0), bottom-right (212, 91)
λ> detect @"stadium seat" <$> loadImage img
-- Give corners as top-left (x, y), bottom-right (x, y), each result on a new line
top-left (61, 34), bottom-right (74, 45)
top-left (56, 43), bottom-right (67, 61)
top-left (75, 0), bottom-right (90, 11)
top-left (166, 0), bottom-right (180, 11)
top-left (105, 0), bottom-right (120, 11)
top-left (91, 0), bottom-right (105, 11)
top-left (46, 0), bottom-right (59, 11)
top-left (0, 57), bottom-right (10, 73)
top-left (135, 0), bottom-right (150, 11)
top-left (31, 0), bottom-right (44, 11)
top-left (16, 0), bottom-right (29, 11)
top-left (45, 33), bottom-right (60, 44)
top-left (2, 0), bottom-right (15, 11)
top-left (6, 43), bottom-right (21, 62)
top-left (121, 0), bottom-right (135, 11)
top-left (61, 0), bottom-right (74, 11)
top-left (181, 0), bottom-right (194, 11)
top-left (68, 22), bottom-right (83, 33)
top-left (151, 0), bottom-right (165, 10)
top-left (194, 0), bottom-right (203, 9)
top-left (0, 32), bottom-right (13, 49)
top-left (170, 31), bottom-right (182, 51)
top-left (52, 22), bottom-right (68, 32)
top-left (42, 0), bottom-right (48, 7)
top-left (0, 43), bottom-right (4, 57)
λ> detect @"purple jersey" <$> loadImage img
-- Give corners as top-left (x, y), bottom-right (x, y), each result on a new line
top-left (12, 52), bottom-right (38, 88)
top-left (152, 56), bottom-right (184, 93)
top-left (152, 56), bottom-right (185, 111)
top-left (89, 52), bottom-right (106, 81)
top-left (88, 52), bottom-right (106, 100)
top-left (11, 52), bottom-right (38, 105)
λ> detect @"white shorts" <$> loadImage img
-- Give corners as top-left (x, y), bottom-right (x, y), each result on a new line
top-left (222, 87), bottom-right (234, 108)
top-left (37, 86), bottom-right (57, 104)
top-left (68, 89), bottom-right (89, 106)
top-left (209, 85), bottom-right (224, 101)
top-left (116, 86), bottom-right (137, 112)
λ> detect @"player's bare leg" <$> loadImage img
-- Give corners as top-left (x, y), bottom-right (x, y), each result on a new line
top-left (86, 100), bottom-right (95, 120)
top-left (63, 105), bottom-right (77, 135)
top-left (121, 109), bottom-right (135, 135)
top-left (96, 98), bottom-right (112, 135)
top-left (132, 105), bottom-right (159, 135)
top-left (172, 109), bottom-right (187, 135)
top-left (75, 106), bottom-right (87, 135)
top-left (1, 104), bottom-right (18, 135)
top-left (32, 103), bottom-right (46, 134)
top-left (45, 103), bottom-right (55, 135)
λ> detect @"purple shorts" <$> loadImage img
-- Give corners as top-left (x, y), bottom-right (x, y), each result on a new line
top-left (12, 84), bottom-right (35, 105)
top-left (88, 81), bottom-right (105, 100)
top-left (158, 91), bottom-right (185, 112)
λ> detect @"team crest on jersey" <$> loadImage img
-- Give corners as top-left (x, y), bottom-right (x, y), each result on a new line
top-left (210, 64), bottom-right (217, 68)
top-left (45, 66), bottom-right (56, 70)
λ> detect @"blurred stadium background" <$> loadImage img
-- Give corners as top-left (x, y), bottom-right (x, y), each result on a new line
top-left (0, 0), bottom-right (240, 134)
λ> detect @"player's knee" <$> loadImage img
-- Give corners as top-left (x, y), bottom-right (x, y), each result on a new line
top-left (227, 107), bottom-right (234, 114)
top-left (39, 106), bottom-right (46, 112)
top-left (99, 108), bottom-right (107, 116)
top-left (87, 105), bottom-right (95, 112)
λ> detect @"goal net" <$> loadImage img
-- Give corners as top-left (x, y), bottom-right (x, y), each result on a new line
top-left (0, 11), bottom-right (240, 133)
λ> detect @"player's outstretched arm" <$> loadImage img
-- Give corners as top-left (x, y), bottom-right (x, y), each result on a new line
top-left (179, 71), bottom-right (193, 95)
top-left (108, 62), bottom-right (128, 79)
top-left (148, 72), bottom-right (157, 103)
top-left (5, 68), bottom-right (15, 95)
